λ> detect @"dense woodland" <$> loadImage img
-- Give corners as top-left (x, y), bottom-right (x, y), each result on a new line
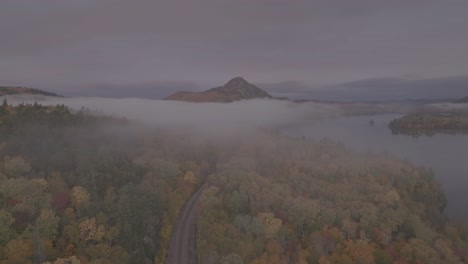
top-left (0, 101), bottom-right (212, 263)
top-left (197, 136), bottom-right (468, 263)
top-left (389, 111), bottom-right (468, 136)
top-left (0, 101), bottom-right (467, 263)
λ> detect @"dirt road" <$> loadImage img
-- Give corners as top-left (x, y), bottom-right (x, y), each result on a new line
top-left (166, 185), bottom-right (206, 264)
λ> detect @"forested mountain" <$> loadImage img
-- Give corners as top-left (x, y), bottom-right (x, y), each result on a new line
top-left (0, 101), bottom-right (467, 264)
top-left (165, 77), bottom-right (272, 103)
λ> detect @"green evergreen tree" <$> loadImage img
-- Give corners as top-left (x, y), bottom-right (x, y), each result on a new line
top-left (0, 98), bottom-right (8, 116)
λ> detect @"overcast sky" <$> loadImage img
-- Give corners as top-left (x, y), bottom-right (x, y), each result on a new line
top-left (1, 0), bottom-right (467, 100)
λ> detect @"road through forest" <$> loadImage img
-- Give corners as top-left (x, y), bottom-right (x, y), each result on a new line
top-left (166, 185), bottom-right (206, 264)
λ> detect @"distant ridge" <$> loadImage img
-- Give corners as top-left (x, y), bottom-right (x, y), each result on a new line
top-left (0, 86), bottom-right (61, 97)
top-left (453, 96), bottom-right (468, 103)
top-left (165, 77), bottom-right (272, 102)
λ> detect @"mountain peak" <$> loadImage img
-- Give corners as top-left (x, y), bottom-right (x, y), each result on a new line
top-left (165, 77), bottom-right (272, 103)
top-left (224, 77), bottom-right (250, 88)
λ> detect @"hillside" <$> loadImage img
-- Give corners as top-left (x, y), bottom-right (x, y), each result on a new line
top-left (165, 77), bottom-right (272, 102)
top-left (0, 86), bottom-right (61, 97)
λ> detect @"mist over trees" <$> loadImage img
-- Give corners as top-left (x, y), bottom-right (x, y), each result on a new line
top-left (0, 101), bottom-right (467, 263)
top-left (0, 102), bottom-right (212, 263)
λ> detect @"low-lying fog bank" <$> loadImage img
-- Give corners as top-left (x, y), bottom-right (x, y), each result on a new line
top-left (2, 95), bottom-right (341, 136)
top-left (429, 102), bottom-right (468, 111)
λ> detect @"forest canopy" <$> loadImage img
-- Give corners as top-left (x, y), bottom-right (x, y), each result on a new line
top-left (389, 111), bottom-right (468, 136)
top-left (0, 101), bottom-right (467, 264)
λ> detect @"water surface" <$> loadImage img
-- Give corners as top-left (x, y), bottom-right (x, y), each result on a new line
top-left (282, 114), bottom-right (468, 219)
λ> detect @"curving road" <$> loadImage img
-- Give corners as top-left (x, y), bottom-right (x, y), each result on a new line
top-left (166, 185), bottom-right (206, 264)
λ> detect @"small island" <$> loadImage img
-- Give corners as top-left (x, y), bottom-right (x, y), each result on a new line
top-left (389, 111), bottom-right (468, 136)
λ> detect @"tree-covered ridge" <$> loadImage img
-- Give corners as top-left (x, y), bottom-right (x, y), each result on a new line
top-left (0, 87), bottom-right (61, 97)
top-left (0, 100), bottom-right (119, 129)
top-left (197, 136), bottom-right (468, 264)
top-left (389, 111), bottom-right (468, 136)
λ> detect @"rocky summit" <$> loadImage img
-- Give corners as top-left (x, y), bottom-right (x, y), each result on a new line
top-left (165, 77), bottom-right (272, 103)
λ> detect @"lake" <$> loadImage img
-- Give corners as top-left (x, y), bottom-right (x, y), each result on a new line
top-left (282, 114), bottom-right (468, 220)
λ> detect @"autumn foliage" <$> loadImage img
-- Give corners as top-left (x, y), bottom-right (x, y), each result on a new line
top-left (0, 102), bottom-right (467, 264)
